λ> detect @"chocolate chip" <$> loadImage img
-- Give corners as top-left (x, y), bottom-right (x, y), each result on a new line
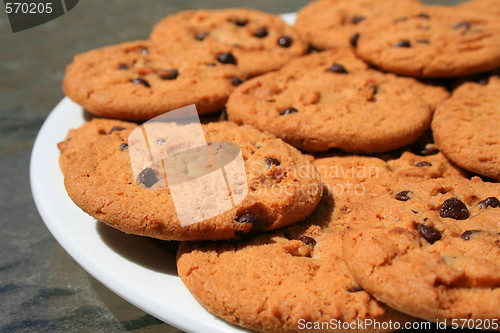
top-left (418, 12), bottom-right (430, 19)
top-left (282, 107), bottom-right (298, 115)
top-left (476, 77), bottom-right (490, 85)
top-left (298, 235), bottom-right (316, 246)
top-left (420, 144), bottom-right (440, 156)
top-left (478, 197), bottom-right (500, 209)
top-left (230, 18), bottom-right (248, 26)
top-left (454, 21), bottom-right (471, 30)
top-left (253, 26), bottom-right (268, 38)
top-left (440, 198), bottom-right (470, 220)
top-left (347, 287), bottom-right (364, 293)
top-left (195, 31), bottom-right (208, 41)
top-left (416, 223), bottom-right (442, 244)
top-left (461, 229), bottom-right (482, 240)
top-left (140, 47), bottom-right (149, 55)
top-left (265, 157), bottom-right (280, 167)
top-left (120, 143), bottom-right (129, 151)
top-left (230, 77), bottom-right (243, 86)
top-left (350, 33), bottom-right (360, 48)
top-left (131, 77), bottom-right (151, 88)
top-left (160, 69), bottom-right (179, 80)
top-left (217, 52), bottom-right (237, 65)
top-left (395, 190), bottom-right (412, 201)
top-left (415, 161), bottom-right (432, 167)
top-left (236, 214), bottom-right (261, 224)
top-left (156, 138), bottom-right (166, 145)
top-left (137, 168), bottom-right (158, 188)
top-left (416, 39), bottom-right (431, 44)
top-left (328, 63), bottom-right (348, 74)
top-left (219, 108), bottom-right (228, 121)
top-left (351, 16), bottom-right (366, 24)
top-left (109, 126), bottom-right (125, 133)
top-left (278, 35), bottom-right (293, 48)
top-left (395, 40), bottom-right (411, 48)
top-left (118, 63), bottom-right (129, 70)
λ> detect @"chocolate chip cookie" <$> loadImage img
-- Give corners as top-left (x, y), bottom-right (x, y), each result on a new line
top-left (354, 6), bottom-right (500, 77)
top-left (296, 0), bottom-right (420, 49)
top-left (63, 41), bottom-right (246, 120)
top-left (177, 156), bottom-right (420, 333)
top-left (432, 76), bottom-right (500, 181)
top-left (58, 119), bottom-right (322, 241)
top-left (149, 9), bottom-right (309, 77)
top-left (227, 49), bottom-right (446, 153)
top-left (343, 176), bottom-right (500, 321)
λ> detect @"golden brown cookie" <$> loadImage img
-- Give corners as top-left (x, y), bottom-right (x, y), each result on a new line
top-left (354, 6), bottom-right (500, 77)
top-left (149, 9), bottom-right (309, 77)
top-left (63, 41), bottom-right (246, 120)
top-left (432, 76), bottom-right (500, 181)
top-left (343, 176), bottom-right (500, 321)
top-left (58, 119), bottom-right (322, 241)
top-left (295, 0), bottom-right (420, 49)
top-left (227, 49), bottom-right (446, 153)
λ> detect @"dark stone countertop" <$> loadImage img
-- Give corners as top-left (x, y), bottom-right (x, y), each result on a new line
top-left (0, 0), bottom-right (466, 332)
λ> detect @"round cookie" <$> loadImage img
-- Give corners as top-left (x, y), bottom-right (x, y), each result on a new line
top-left (149, 9), bottom-right (309, 77)
top-left (432, 76), bottom-right (500, 181)
top-left (58, 119), bottom-right (322, 241)
top-left (295, 0), bottom-right (420, 49)
top-left (177, 156), bottom-right (418, 333)
top-left (343, 176), bottom-right (500, 321)
top-left (63, 41), bottom-right (246, 120)
top-left (227, 49), bottom-right (442, 153)
top-left (354, 6), bottom-right (500, 77)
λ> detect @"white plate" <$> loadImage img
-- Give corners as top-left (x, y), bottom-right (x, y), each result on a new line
top-left (30, 13), bottom-right (296, 333)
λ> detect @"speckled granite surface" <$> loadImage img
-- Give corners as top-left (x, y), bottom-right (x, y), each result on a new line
top-left (0, 0), bottom-right (466, 332)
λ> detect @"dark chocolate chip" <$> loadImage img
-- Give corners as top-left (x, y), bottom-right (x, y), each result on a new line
top-left (328, 63), bottom-right (348, 74)
top-left (478, 197), bottom-right (500, 209)
top-left (416, 223), bottom-right (442, 244)
top-left (420, 144), bottom-right (440, 156)
top-left (109, 126), bottom-right (125, 133)
top-left (395, 190), bottom-right (412, 201)
top-left (298, 235), bottom-right (316, 246)
top-left (219, 108), bottom-right (228, 121)
top-left (416, 39), bottom-right (431, 44)
top-left (395, 40), bottom-right (411, 48)
top-left (351, 16), bottom-right (366, 24)
top-left (418, 12), bottom-right (430, 19)
top-left (118, 63), bottom-right (129, 70)
top-left (140, 47), bottom-right (149, 55)
top-left (454, 21), bottom-right (471, 30)
top-left (160, 69), bottom-right (179, 80)
top-left (156, 138), bottom-right (166, 145)
top-left (350, 32), bottom-right (360, 48)
top-left (236, 214), bottom-right (262, 224)
top-left (253, 26), bottom-right (268, 38)
top-left (230, 18), bottom-right (248, 26)
top-left (440, 198), bottom-right (470, 220)
top-left (137, 168), bottom-right (158, 188)
top-left (461, 229), bottom-right (482, 240)
top-left (195, 31), bottom-right (208, 41)
top-left (282, 107), bottom-right (298, 115)
top-left (217, 52), bottom-right (237, 65)
top-left (278, 35), bottom-right (293, 48)
top-left (265, 157), bottom-right (280, 167)
top-left (347, 287), bottom-right (364, 293)
top-left (120, 143), bottom-right (129, 151)
top-left (230, 77), bottom-right (243, 86)
top-left (131, 77), bottom-right (151, 88)
top-left (415, 161), bottom-right (432, 167)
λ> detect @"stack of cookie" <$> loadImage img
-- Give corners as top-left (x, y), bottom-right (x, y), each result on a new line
top-left (59, 1), bottom-right (500, 332)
